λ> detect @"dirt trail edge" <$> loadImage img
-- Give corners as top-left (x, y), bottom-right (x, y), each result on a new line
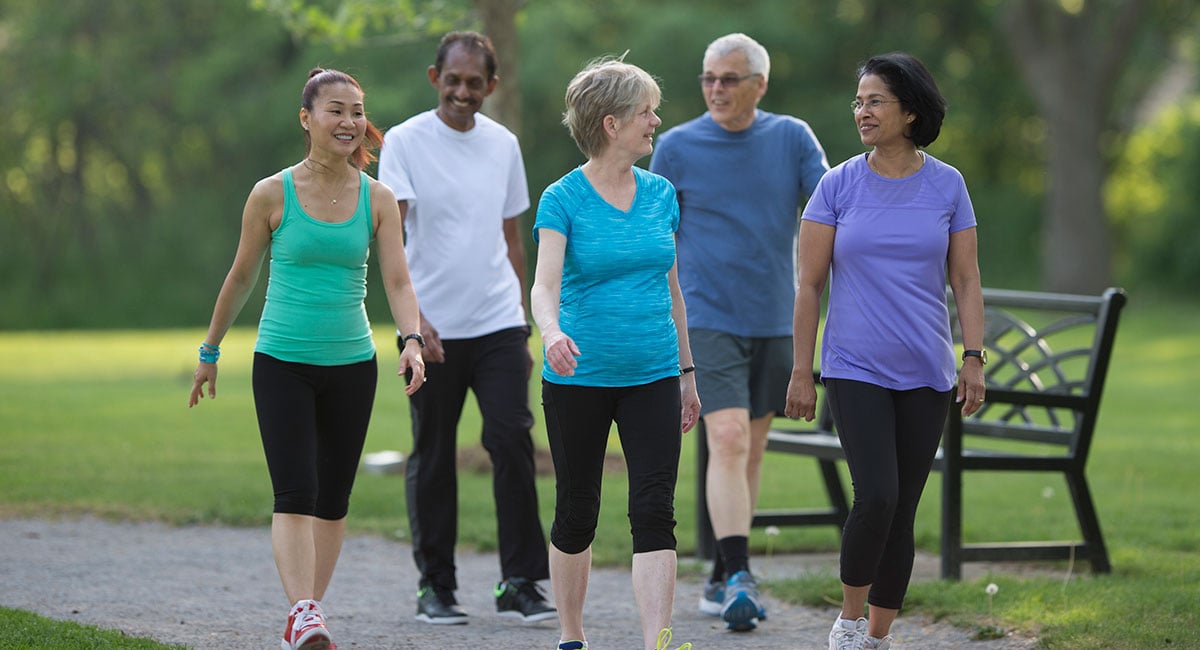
top-left (0, 518), bottom-right (1037, 649)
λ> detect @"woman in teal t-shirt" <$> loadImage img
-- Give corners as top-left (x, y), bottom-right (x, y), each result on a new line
top-left (531, 58), bottom-right (700, 650)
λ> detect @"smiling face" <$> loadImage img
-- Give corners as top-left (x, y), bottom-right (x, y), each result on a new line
top-left (429, 42), bottom-right (496, 131)
top-left (854, 73), bottom-right (914, 149)
top-left (300, 81), bottom-right (366, 156)
top-left (701, 49), bottom-right (766, 132)
top-left (611, 97), bottom-right (663, 160)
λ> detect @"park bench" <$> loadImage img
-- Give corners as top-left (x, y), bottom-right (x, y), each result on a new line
top-left (695, 286), bottom-right (1127, 579)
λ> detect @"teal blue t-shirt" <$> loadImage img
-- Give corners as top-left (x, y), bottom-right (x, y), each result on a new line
top-left (255, 168), bottom-right (376, 365)
top-left (534, 166), bottom-right (681, 387)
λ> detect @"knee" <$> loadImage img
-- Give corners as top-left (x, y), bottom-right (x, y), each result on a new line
top-left (706, 420), bottom-right (751, 462)
top-left (853, 489), bottom-right (899, 522)
top-left (551, 491), bottom-right (601, 554)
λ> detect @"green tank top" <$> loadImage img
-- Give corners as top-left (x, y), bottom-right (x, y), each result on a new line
top-left (254, 167), bottom-right (376, 365)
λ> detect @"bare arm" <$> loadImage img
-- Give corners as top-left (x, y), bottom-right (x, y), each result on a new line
top-left (784, 220), bottom-right (834, 421)
top-left (376, 183), bottom-right (426, 395)
top-left (668, 263), bottom-right (700, 433)
top-left (530, 229), bottom-right (580, 376)
top-left (503, 215), bottom-right (534, 376)
top-left (503, 215), bottom-right (528, 309)
top-left (947, 226), bottom-right (986, 416)
top-left (188, 176), bottom-right (278, 407)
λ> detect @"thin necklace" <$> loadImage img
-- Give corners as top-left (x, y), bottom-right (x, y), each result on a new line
top-left (303, 159), bottom-right (351, 205)
top-left (869, 150), bottom-right (924, 178)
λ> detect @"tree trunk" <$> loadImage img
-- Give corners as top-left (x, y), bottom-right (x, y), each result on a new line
top-left (1001, 0), bottom-right (1147, 293)
top-left (475, 0), bottom-right (524, 137)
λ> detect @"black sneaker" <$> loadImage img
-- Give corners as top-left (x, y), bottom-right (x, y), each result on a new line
top-left (494, 577), bottom-right (557, 622)
top-left (416, 586), bottom-right (468, 625)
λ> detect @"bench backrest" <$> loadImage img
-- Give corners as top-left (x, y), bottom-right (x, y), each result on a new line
top-left (949, 287), bottom-right (1127, 457)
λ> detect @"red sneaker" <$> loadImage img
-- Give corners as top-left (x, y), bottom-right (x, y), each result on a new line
top-left (281, 600), bottom-right (330, 650)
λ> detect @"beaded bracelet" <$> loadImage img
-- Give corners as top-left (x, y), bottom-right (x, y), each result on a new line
top-left (198, 342), bottom-right (220, 364)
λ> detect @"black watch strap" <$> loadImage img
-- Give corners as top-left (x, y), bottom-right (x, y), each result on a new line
top-left (962, 349), bottom-right (987, 365)
top-left (402, 333), bottom-right (425, 349)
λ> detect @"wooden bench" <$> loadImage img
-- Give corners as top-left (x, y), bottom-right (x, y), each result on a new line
top-left (695, 286), bottom-right (1127, 579)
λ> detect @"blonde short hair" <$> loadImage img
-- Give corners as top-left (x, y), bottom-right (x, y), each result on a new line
top-left (562, 57), bottom-right (662, 158)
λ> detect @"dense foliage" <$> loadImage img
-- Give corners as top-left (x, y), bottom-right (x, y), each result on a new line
top-left (0, 0), bottom-right (1195, 329)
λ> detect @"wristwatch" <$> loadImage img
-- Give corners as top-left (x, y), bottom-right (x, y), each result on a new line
top-left (402, 333), bottom-right (426, 349)
top-left (962, 349), bottom-right (987, 365)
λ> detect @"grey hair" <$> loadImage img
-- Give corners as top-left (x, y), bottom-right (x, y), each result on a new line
top-left (562, 56), bottom-right (662, 158)
top-left (703, 33), bottom-right (770, 81)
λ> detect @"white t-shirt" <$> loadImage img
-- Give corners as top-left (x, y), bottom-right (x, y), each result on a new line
top-left (378, 110), bottom-right (530, 339)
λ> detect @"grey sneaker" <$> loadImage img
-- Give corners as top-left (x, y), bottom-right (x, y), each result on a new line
top-left (720, 570), bottom-right (763, 632)
top-left (698, 579), bottom-right (723, 616)
top-left (866, 634), bottom-right (893, 649)
top-left (829, 616), bottom-right (867, 650)
top-left (416, 586), bottom-right (468, 625)
top-left (495, 577), bottom-right (557, 622)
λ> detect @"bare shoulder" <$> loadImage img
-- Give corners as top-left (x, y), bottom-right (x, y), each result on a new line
top-left (247, 170), bottom-right (287, 207)
top-left (368, 175), bottom-right (397, 205)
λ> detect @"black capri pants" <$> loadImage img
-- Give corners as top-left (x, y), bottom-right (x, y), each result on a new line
top-left (825, 378), bottom-right (951, 610)
top-left (541, 377), bottom-right (682, 555)
top-left (252, 352), bottom-right (377, 520)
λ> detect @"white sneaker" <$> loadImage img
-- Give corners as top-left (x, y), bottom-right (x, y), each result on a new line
top-left (829, 616), bottom-right (867, 650)
top-left (866, 635), bottom-right (894, 649)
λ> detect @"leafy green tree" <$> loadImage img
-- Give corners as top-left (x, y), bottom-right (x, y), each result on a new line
top-left (1001, 0), bottom-right (1197, 292)
top-left (0, 0), bottom-right (303, 327)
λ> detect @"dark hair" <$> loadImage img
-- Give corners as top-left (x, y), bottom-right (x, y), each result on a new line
top-left (435, 31), bottom-right (499, 80)
top-left (858, 52), bottom-right (946, 148)
top-left (300, 68), bottom-right (384, 170)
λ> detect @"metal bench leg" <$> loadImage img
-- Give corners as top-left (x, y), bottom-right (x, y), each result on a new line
top-left (1066, 467), bottom-right (1111, 573)
top-left (941, 415), bottom-right (963, 580)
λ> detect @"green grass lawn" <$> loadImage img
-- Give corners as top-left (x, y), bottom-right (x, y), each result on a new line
top-left (2, 296), bottom-right (1198, 647)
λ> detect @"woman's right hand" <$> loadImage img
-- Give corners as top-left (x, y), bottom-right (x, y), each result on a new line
top-left (542, 331), bottom-right (581, 376)
top-left (188, 363), bottom-right (217, 408)
top-left (783, 369), bottom-right (817, 421)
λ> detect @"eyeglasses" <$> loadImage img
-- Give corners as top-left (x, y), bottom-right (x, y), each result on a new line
top-left (699, 73), bottom-right (761, 88)
top-left (851, 99), bottom-right (900, 113)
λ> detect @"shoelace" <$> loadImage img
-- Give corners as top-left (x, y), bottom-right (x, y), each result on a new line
top-left (655, 627), bottom-right (692, 650)
top-left (831, 618), bottom-right (868, 650)
top-left (295, 602), bottom-right (326, 630)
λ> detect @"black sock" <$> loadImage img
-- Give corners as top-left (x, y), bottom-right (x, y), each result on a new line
top-left (717, 536), bottom-right (750, 578)
top-left (709, 550), bottom-right (726, 583)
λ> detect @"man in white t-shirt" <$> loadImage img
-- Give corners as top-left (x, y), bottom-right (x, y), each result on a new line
top-left (377, 30), bottom-right (553, 627)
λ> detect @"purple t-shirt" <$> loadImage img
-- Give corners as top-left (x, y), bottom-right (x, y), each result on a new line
top-left (802, 152), bottom-right (976, 391)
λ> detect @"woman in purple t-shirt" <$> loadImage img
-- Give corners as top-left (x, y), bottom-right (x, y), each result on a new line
top-left (785, 52), bottom-right (986, 650)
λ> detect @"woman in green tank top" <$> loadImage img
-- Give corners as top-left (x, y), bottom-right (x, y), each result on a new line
top-left (188, 68), bottom-right (427, 650)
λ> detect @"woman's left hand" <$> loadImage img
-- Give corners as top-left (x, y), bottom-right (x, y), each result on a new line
top-left (680, 374), bottom-right (701, 434)
top-left (399, 348), bottom-right (426, 395)
top-left (956, 360), bottom-right (986, 416)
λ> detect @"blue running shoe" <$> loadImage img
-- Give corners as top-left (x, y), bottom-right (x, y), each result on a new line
top-left (720, 570), bottom-right (762, 632)
top-left (698, 579), bottom-right (723, 616)
top-left (557, 641), bottom-right (587, 650)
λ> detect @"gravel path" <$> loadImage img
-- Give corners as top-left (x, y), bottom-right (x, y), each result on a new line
top-left (0, 517), bottom-right (1038, 649)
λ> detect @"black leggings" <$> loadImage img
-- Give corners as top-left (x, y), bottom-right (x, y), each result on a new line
top-left (252, 352), bottom-right (377, 520)
top-left (541, 377), bottom-right (681, 555)
top-left (825, 378), bottom-right (951, 610)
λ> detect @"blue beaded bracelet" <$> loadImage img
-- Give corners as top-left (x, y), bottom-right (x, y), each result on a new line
top-left (198, 343), bottom-right (220, 364)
